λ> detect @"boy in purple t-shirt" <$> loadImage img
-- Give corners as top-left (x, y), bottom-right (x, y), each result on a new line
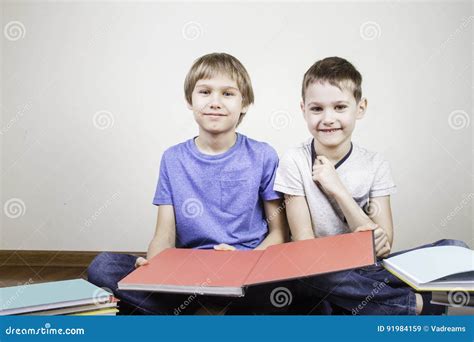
top-left (87, 53), bottom-right (288, 315)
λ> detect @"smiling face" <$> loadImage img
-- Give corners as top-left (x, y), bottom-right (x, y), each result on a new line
top-left (187, 73), bottom-right (247, 135)
top-left (301, 80), bottom-right (367, 148)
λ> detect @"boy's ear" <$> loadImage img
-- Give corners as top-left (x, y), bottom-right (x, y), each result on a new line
top-left (300, 100), bottom-right (305, 115)
top-left (186, 100), bottom-right (193, 110)
top-left (356, 97), bottom-right (368, 120)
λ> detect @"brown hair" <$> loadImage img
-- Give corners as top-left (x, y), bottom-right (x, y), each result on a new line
top-left (302, 57), bottom-right (362, 102)
top-left (184, 53), bottom-right (254, 125)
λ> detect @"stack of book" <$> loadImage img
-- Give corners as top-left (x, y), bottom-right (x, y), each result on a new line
top-left (0, 279), bottom-right (118, 316)
top-left (382, 245), bottom-right (474, 315)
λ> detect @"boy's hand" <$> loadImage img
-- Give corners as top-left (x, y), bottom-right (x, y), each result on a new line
top-left (355, 223), bottom-right (391, 258)
top-left (312, 156), bottom-right (346, 197)
top-left (134, 257), bottom-right (149, 268)
top-left (213, 243), bottom-right (236, 251)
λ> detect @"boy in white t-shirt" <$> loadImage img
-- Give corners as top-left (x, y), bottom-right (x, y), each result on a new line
top-left (274, 56), bottom-right (468, 315)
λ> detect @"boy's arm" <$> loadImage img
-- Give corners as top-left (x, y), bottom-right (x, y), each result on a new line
top-left (255, 199), bottom-right (290, 250)
top-left (284, 194), bottom-right (315, 241)
top-left (371, 196), bottom-right (393, 244)
top-left (332, 191), bottom-right (392, 258)
top-left (146, 205), bottom-right (176, 259)
top-left (332, 192), bottom-right (394, 243)
top-left (313, 156), bottom-right (393, 257)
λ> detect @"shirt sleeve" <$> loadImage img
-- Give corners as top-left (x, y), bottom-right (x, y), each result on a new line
top-left (152, 151), bottom-right (173, 206)
top-left (370, 157), bottom-right (397, 198)
top-left (273, 149), bottom-right (305, 196)
top-left (259, 145), bottom-right (283, 201)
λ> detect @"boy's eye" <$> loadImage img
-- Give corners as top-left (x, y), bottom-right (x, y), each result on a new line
top-left (223, 91), bottom-right (235, 96)
top-left (335, 105), bottom-right (347, 111)
top-left (198, 90), bottom-right (210, 95)
top-left (310, 107), bottom-right (323, 112)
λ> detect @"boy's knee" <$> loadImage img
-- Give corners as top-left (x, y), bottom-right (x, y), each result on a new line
top-left (436, 239), bottom-right (470, 249)
top-left (87, 252), bottom-right (118, 287)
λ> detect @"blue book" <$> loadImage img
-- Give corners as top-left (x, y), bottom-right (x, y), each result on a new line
top-left (0, 279), bottom-right (112, 315)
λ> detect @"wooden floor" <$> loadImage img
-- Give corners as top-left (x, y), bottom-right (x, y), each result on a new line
top-left (0, 265), bottom-right (88, 288)
top-left (0, 250), bottom-right (144, 288)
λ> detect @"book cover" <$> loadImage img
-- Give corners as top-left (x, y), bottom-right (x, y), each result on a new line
top-left (118, 231), bottom-right (375, 296)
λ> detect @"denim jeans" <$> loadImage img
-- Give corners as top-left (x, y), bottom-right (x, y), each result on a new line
top-left (289, 239), bottom-right (469, 315)
top-left (87, 239), bottom-right (468, 315)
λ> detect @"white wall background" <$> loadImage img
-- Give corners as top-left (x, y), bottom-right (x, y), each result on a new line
top-left (1, 1), bottom-right (472, 252)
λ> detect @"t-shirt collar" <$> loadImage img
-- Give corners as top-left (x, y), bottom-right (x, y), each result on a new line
top-left (311, 139), bottom-right (353, 169)
top-left (189, 133), bottom-right (242, 160)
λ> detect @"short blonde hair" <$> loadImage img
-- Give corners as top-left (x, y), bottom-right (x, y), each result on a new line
top-left (184, 53), bottom-right (254, 125)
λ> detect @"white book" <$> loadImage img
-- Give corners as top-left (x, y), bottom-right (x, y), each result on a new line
top-left (382, 246), bottom-right (474, 291)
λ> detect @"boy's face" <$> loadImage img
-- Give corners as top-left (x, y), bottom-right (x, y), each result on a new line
top-left (187, 73), bottom-right (247, 135)
top-left (301, 81), bottom-right (367, 148)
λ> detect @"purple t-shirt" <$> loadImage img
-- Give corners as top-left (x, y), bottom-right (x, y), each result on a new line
top-left (153, 133), bottom-right (282, 250)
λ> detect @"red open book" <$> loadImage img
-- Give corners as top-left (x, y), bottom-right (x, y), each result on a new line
top-left (118, 231), bottom-right (375, 296)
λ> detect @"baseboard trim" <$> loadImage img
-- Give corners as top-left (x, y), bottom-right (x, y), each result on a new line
top-left (0, 250), bottom-right (147, 268)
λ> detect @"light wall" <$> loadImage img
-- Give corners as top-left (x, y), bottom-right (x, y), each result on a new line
top-left (1, 1), bottom-right (472, 252)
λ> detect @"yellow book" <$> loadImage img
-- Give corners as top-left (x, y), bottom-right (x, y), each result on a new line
top-left (69, 308), bottom-right (118, 316)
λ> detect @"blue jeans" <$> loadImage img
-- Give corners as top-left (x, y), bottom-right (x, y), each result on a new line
top-left (290, 239), bottom-right (469, 315)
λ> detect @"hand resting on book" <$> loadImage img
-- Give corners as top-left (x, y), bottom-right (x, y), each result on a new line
top-left (355, 223), bottom-right (391, 258)
top-left (134, 257), bottom-right (149, 268)
top-left (213, 243), bottom-right (236, 251)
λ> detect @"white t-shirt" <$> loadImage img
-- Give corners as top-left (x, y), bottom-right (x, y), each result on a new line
top-left (274, 139), bottom-right (397, 237)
